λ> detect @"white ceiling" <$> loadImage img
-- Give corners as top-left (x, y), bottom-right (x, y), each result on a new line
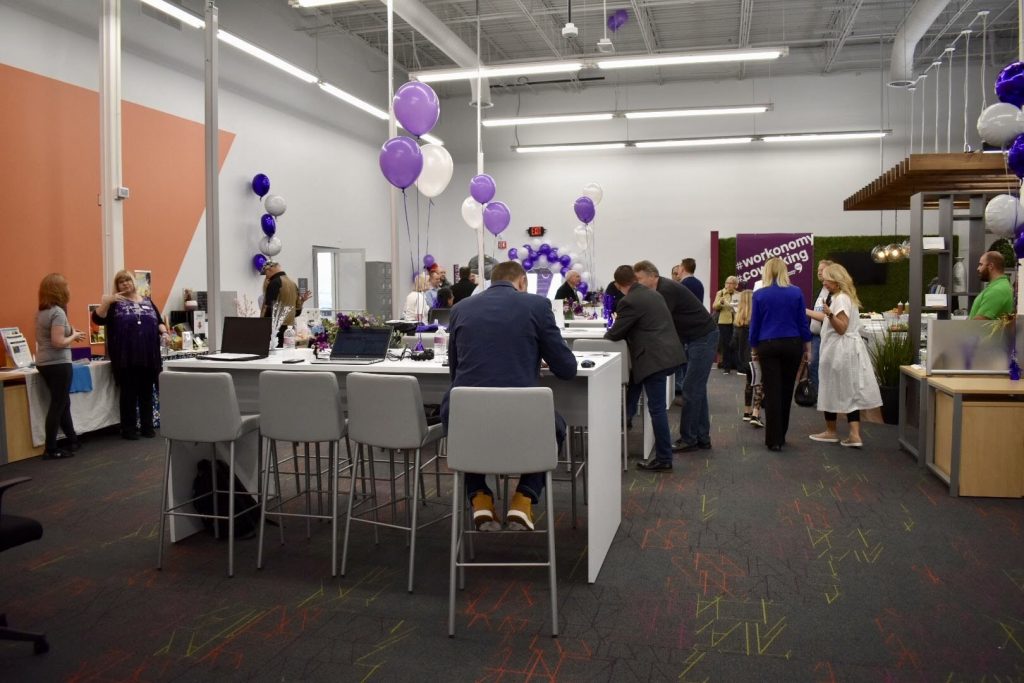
top-left (297, 0), bottom-right (1021, 92)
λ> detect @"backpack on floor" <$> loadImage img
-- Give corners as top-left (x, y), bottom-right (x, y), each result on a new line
top-left (191, 459), bottom-right (261, 538)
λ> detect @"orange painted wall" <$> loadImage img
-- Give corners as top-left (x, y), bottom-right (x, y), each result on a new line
top-left (0, 63), bottom-right (234, 357)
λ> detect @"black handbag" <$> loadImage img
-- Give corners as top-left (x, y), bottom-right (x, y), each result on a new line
top-left (793, 361), bottom-right (817, 407)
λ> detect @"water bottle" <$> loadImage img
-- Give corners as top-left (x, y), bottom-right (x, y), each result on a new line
top-left (283, 325), bottom-right (296, 355)
top-left (433, 326), bottom-right (448, 363)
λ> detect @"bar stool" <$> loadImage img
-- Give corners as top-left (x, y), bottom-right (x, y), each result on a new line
top-left (446, 386), bottom-right (559, 637)
top-left (572, 339), bottom-right (631, 470)
top-left (157, 372), bottom-right (261, 577)
top-left (341, 373), bottom-right (445, 593)
top-left (256, 371), bottom-right (351, 576)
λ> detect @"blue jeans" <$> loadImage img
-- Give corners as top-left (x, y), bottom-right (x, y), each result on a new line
top-left (678, 328), bottom-right (719, 446)
top-left (674, 363), bottom-right (686, 395)
top-left (627, 368), bottom-right (676, 463)
top-left (809, 334), bottom-right (821, 393)
top-left (464, 412), bottom-right (566, 504)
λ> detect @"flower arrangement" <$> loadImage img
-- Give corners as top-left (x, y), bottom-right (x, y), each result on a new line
top-left (313, 311), bottom-right (385, 353)
top-left (985, 312), bottom-right (1020, 380)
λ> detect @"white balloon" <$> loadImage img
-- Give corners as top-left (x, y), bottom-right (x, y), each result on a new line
top-left (259, 235), bottom-right (282, 257)
top-left (977, 103), bottom-right (1024, 148)
top-left (582, 271), bottom-right (591, 281)
top-left (582, 182), bottom-right (604, 205)
top-left (572, 262), bottom-right (583, 272)
top-left (461, 196), bottom-right (483, 230)
top-left (531, 238), bottom-right (542, 249)
top-left (415, 144), bottom-right (454, 198)
top-left (985, 194), bottom-right (1020, 237)
top-left (536, 254), bottom-right (549, 266)
top-left (264, 194), bottom-right (287, 217)
top-left (567, 252), bottom-right (578, 262)
top-left (575, 235), bottom-right (588, 249)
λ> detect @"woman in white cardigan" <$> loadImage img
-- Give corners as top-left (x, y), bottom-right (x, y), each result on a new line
top-left (402, 273), bottom-right (431, 321)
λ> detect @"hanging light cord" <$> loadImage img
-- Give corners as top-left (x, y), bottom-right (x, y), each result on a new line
top-left (963, 31), bottom-right (971, 151)
top-left (980, 13), bottom-right (988, 109)
top-left (946, 49), bottom-right (953, 153)
top-left (934, 60), bottom-right (941, 153)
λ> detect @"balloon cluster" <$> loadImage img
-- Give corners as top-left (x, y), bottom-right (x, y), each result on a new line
top-left (979, 62), bottom-right (1024, 259)
top-left (250, 173), bottom-right (287, 274)
top-left (461, 174), bottom-right (511, 236)
top-left (569, 183), bottom-right (604, 293)
top-left (379, 82), bottom-right (454, 198)
top-left (607, 9), bottom-right (629, 32)
top-left (506, 240), bottom-right (589, 296)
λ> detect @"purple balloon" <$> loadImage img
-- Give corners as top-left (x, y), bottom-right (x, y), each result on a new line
top-left (574, 196), bottom-right (596, 224)
top-left (560, 266), bottom-right (570, 276)
top-left (379, 136), bottom-right (424, 189)
top-left (538, 243), bottom-right (551, 255)
top-left (1015, 234), bottom-right (1024, 259)
top-left (1009, 134), bottom-right (1024, 178)
top-left (252, 173), bottom-right (270, 198)
top-left (996, 62), bottom-right (1024, 108)
top-left (507, 247), bottom-right (519, 260)
top-left (423, 254), bottom-right (435, 268)
top-left (483, 201), bottom-right (511, 236)
top-left (522, 258), bottom-right (535, 270)
top-left (577, 281), bottom-right (589, 297)
top-left (261, 214), bottom-right (276, 237)
top-left (252, 254), bottom-right (268, 273)
top-left (393, 81), bottom-right (440, 137)
top-left (470, 174), bottom-right (497, 204)
top-left (559, 254), bottom-right (572, 267)
top-left (1015, 222), bottom-right (1024, 239)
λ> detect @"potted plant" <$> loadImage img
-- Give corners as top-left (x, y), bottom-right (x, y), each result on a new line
top-left (868, 328), bottom-right (915, 425)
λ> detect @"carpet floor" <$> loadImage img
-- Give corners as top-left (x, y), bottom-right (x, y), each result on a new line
top-left (1, 370), bottom-right (1022, 682)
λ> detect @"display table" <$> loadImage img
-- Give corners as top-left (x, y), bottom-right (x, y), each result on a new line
top-left (897, 364), bottom-right (928, 466)
top-left (163, 351), bottom-right (623, 583)
top-left (25, 361), bottom-right (119, 448)
top-left (924, 376), bottom-right (1024, 497)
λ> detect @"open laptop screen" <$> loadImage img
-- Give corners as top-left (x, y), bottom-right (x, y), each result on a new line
top-left (329, 327), bottom-right (393, 360)
top-left (220, 317), bottom-right (272, 357)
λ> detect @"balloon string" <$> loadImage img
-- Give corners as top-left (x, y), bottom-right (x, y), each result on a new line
top-left (416, 185), bottom-right (421, 276)
top-left (425, 198), bottom-right (433, 262)
top-left (402, 189), bottom-right (416, 281)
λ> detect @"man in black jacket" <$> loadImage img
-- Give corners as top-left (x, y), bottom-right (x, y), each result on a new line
top-left (634, 260), bottom-right (719, 453)
top-left (450, 267), bottom-right (477, 304)
top-left (605, 265), bottom-right (685, 471)
top-left (553, 270), bottom-right (582, 303)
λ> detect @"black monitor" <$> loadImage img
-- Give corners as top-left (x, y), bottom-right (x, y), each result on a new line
top-left (220, 317), bottom-right (273, 357)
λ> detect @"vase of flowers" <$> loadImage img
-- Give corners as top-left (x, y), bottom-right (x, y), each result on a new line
top-left (313, 311), bottom-right (390, 356)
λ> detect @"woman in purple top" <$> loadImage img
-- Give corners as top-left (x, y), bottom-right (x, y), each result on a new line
top-left (91, 270), bottom-right (169, 440)
top-left (749, 258), bottom-right (812, 451)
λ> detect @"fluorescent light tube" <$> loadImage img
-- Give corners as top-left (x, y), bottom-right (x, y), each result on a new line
top-left (413, 62), bottom-right (583, 84)
top-left (598, 47), bottom-right (787, 70)
top-left (483, 113), bottom-right (614, 127)
top-left (291, 0), bottom-right (364, 7)
top-left (625, 105), bottom-right (769, 119)
top-left (218, 31), bottom-right (318, 83)
top-left (515, 143), bottom-right (627, 154)
top-left (420, 133), bottom-right (444, 145)
top-left (318, 82), bottom-right (388, 119)
top-left (762, 131), bottom-right (887, 143)
top-left (139, 0), bottom-right (204, 28)
top-left (634, 137), bottom-right (753, 148)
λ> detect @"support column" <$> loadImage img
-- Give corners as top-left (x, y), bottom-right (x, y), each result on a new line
top-left (99, 0), bottom-right (125, 287)
top-left (204, 1), bottom-right (222, 350)
top-left (388, 0), bottom-right (400, 319)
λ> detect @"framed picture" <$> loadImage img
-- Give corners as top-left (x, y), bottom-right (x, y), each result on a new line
top-left (88, 305), bottom-right (106, 345)
top-left (134, 270), bottom-right (152, 298)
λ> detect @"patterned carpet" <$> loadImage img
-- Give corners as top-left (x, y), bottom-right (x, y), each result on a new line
top-left (1, 370), bottom-right (1022, 682)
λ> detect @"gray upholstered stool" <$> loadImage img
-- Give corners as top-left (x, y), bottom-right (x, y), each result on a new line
top-left (257, 371), bottom-right (351, 576)
top-left (157, 372), bottom-right (261, 577)
top-left (572, 339), bottom-right (631, 471)
top-left (446, 386), bottom-right (559, 637)
top-left (341, 373), bottom-right (445, 593)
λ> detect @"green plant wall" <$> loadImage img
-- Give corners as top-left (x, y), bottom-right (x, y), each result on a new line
top-left (717, 235), bottom-right (951, 313)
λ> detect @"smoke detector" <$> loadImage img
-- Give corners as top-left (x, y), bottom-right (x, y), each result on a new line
top-left (597, 37), bottom-right (615, 53)
top-left (561, 22), bottom-right (579, 38)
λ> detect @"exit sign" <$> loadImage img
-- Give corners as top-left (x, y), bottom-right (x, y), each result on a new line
top-left (497, 240), bottom-right (507, 249)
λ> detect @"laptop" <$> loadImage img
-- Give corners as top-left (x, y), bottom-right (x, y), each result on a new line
top-left (428, 308), bottom-right (451, 326)
top-left (198, 317), bottom-right (272, 361)
top-left (312, 326), bottom-right (393, 365)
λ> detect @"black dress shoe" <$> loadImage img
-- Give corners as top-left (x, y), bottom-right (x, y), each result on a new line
top-left (121, 430), bottom-right (140, 441)
top-left (140, 428), bottom-right (156, 438)
top-left (43, 448), bottom-right (74, 460)
top-left (699, 442), bottom-right (712, 450)
top-left (671, 439), bottom-right (700, 453)
top-left (59, 438), bottom-right (82, 452)
top-left (767, 444), bottom-right (783, 452)
top-left (636, 459), bottom-right (673, 472)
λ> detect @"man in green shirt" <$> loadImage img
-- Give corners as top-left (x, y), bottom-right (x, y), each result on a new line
top-left (969, 251), bottom-right (1015, 319)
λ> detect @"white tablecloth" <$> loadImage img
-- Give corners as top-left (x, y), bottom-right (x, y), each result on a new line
top-left (26, 361), bottom-right (120, 447)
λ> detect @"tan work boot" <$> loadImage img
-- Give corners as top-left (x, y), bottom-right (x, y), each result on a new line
top-left (506, 492), bottom-right (535, 531)
top-left (471, 492), bottom-right (501, 531)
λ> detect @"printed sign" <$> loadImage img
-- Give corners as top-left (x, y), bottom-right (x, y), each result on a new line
top-left (735, 233), bottom-right (814, 302)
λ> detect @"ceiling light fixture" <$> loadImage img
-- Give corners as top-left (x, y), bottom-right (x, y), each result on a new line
top-left (218, 31), bottom-right (318, 83)
top-left (411, 62), bottom-right (584, 84)
top-left (634, 137), bottom-right (754, 149)
top-left (625, 104), bottom-right (771, 119)
top-left (762, 131), bottom-right (888, 143)
top-left (597, 47), bottom-right (788, 70)
top-left (290, 0), bottom-right (364, 7)
top-left (140, 0), bottom-right (204, 28)
top-left (483, 113), bottom-right (615, 127)
top-left (515, 142), bottom-right (628, 154)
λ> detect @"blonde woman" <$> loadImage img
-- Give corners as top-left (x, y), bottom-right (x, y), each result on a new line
top-left (749, 258), bottom-right (812, 451)
top-left (36, 273), bottom-right (87, 458)
top-left (712, 276), bottom-right (740, 373)
top-left (402, 272), bottom-right (431, 321)
top-left (733, 290), bottom-right (763, 426)
top-left (809, 263), bottom-right (881, 447)
top-left (91, 270), bottom-right (169, 439)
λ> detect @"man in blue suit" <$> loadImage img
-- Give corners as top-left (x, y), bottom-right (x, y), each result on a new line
top-left (441, 261), bottom-right (578, 531)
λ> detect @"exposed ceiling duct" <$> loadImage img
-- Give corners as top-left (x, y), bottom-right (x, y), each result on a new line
top-left (887, 0), bottom-right (951, 87)
top-left (390, 0), bottom-right (492, 107)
